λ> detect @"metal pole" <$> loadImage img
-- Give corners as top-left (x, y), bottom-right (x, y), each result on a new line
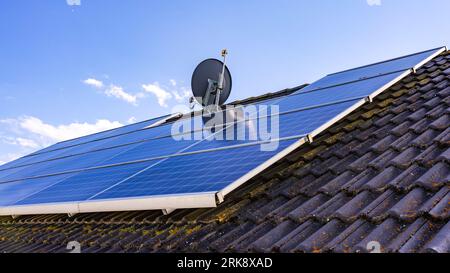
top-left (216, 49), bottom-right (228, 106)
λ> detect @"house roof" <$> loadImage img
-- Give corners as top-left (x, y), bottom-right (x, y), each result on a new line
top-left (0, 51), bottom-right (449, 253)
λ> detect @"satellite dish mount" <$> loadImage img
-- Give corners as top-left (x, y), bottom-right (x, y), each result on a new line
top-left (191, 49), bottom-right (232, 112)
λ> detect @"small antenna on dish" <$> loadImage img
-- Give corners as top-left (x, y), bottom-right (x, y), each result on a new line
top-left (191, 49), bottom-right (232, 112)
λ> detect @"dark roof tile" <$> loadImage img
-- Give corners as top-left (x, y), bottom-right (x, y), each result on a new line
top-left (295, 219), bottom-right (347, 253)
top-left (419, 187), bottom-right (449, 220)
top-left (348, 152), bottom-right (378, 172)
top-left (416, 162), bottom-right (450, 189)
top-left (414, 144), bottom-right (446, 167)
top-left (361, 189), bottom-right (404, 221)
top-left (413, 129), bottom-right (441, 148)
top-left (389, 218), bottom-right (437, 253)
top-left (277, 176), bottom-right (314, 198)
top-left (332, 191), bottom-right (378, 222)
top-left (250, 220), bottom-right (298, 252)
top-left (277, 220), bottom-right (322, 252)
top-left (227, 222), bottom-right (274, 252)
top-left (341, 169), bottom-right (377, 193)
top-left (299, 172), bottom-right (338, 196)
top-left (311, 192), bottom-right (352, 221)
top-left (434, 128), bottom-right (450, 146)
top-left (354, 218), bottom-right (403, 253)
top-left (388, 164), bottom-right (428, 191)
top-left (368, 149), bottom-right (398, 170)
top-left (391, 147), bottom-right (422, 169)
top-left (410, 118), bottom-right (430, 134)
top-left (423, 221), bottom-right (450, 253)
top-left (390, 120), bottom-right (413, 137)
top-left (437, 147), bottom-right (450, 162)
top-left (387, 188), bottom-right (430, 221)
top-left (266, 195), bottom-right (309, 223)
top-left (318, 171), bottom-right (355, 195)
top-left (362, 166), bottom-right (402, 192)
top-left (430, 115), bottom-right (450, 130)
top-left (288, 194), bottom-right (330, 222)
top-left (209, 221), bottom-right (255, 252)
top-left (437, 86), bottom-right (450, 97)
top-left (390, 132), bottom-right (417, 151)
top-left (325, 219), bottom-right (375, 253)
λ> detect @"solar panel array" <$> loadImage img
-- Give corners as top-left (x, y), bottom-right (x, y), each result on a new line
top-left (0, 47), bottom-right (444, 216)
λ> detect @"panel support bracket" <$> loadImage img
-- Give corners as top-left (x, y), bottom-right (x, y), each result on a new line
top-left (162, 208), bottom-right (176, 215)
top-left (365, 96), bottom-right (373, 103)
top-left (306, 134), bottom-right (314, 143)
top-left (216, 192), bottom-right (225, 204)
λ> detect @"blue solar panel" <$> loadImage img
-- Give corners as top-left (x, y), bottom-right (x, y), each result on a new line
top-left (15, 161), bottom-right (157, 205)
top-left (298, 47), bottom-right (442, 93)
top-left (0, 47), bottom-right (443, 215)
top-left (0, 173), bottom-right (76, 206)
top-left (25, 114), bottom-right (169, 157)
top-left (0, 166), bottom-right (27, 181)
top-left (186, 99), bottom-right (358, 152)
top-left (92, 138), bottom-right (298, 200)
top-left (278, 71), bottom-right (404, 112)
top-left (0, 142), bottom-right (142, 183)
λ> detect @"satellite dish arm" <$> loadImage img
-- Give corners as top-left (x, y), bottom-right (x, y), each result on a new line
top-left (215, 49), bottom-right (228, 106)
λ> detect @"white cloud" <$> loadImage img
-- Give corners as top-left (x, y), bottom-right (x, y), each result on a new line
top-left (142, 82), bottom-right (173, 107)
top-left (127, 117), bottom-right (137, 124)
top-left (83, 78), bottom-right (104, 89)
top-left (19, 116), bottom-right (122, 142)
top-left (84, 76), bottom-right (190, 108)
top-left (366, 0), bottom-right (381, 6)
top-left (172, 87), bottom-right (191, 103)
top-left (104, 85), bottom-right (144, 106)
top-left (16, 138), bottom-right (39, 149)
top-left (0, 116), bottom-right (124, 166)
top-left (66, 0), bottom-right (81, 6)
top-left (1, 136), bottom-right (39, 149)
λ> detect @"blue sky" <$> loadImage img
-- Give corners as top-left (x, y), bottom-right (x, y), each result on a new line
top-left (1, 0), bottom-right (449, 165)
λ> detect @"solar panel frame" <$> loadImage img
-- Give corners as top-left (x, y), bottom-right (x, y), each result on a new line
top-left (296, 46), bottom-right (446, 94)
top-left (0, 46), bottom-right (445, 216)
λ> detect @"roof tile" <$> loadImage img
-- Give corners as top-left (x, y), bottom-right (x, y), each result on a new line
top-left (250, 220), bottom-right (298, 252)
top-left (295, 219), bottom-right (347, 253)
top-left (422, 221), bottom-right (450, 253)
top-left (277, 220), bottom-right (322, 252)
top-left (434, 128), bottom-right (450, 146)
top-left (416, 162), bottom-right (450, 189)
top-left (419, 187), bottom-right (450, 220)
top-left (389, 218), bottom-right (437, 253)
top-left (325, 219), bottom-right (375, 253)
top-left (361, 189), bottom-right (404, 221)
top-left (332, 191), bottom-right (378, 222)
top-left (391, 147), bottom-right (422, 169)
top-left (288, 194), bottom-right (330, 222)
top-left (388, 164), bottom-right (428, 191)
top-left (354, 218), bottom-right (403, 253)
top-left (387, 188), bottom-right (430, 221)
top-left (362, 166), bottom-right (402, 191)
top-left (413, 129), bottom-right (440, 148)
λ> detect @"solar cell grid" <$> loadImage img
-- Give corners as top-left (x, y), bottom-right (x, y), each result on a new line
top-left (297, 47), bottom-right (442, 93)
top-left (0, 46), bottom-right (444, 215)
top-left (92, 138), bottom-right (299, 200)
top-left (16, 161), bottom-right (157, 205)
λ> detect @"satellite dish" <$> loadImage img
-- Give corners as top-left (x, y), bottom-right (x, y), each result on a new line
top-left (191, 49), bottom-right (232, 109)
